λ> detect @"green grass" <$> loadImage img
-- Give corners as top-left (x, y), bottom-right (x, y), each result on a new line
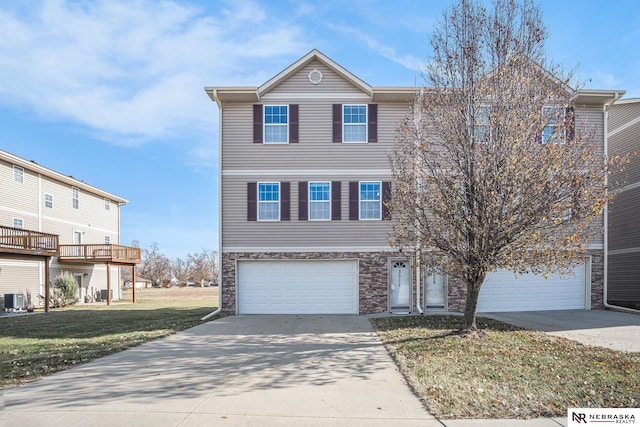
top-left (371, 315), bottom-right (640, 419)
top-left (0, 288), bottom-right (218, 388)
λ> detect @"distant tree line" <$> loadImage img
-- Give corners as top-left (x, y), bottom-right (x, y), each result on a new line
top-left (122, 241), bottom-right (219, 288)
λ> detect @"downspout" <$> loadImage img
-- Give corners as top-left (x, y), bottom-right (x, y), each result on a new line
top-left (602, 92), bottom-right (638, 313)
top-left (202, 88), bottom-right (223, 321)
top-left (416, 246), bottom-right (424, 314)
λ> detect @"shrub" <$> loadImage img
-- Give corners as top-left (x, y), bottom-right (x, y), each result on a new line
top-left (51, 271), bottom-right (79, 308)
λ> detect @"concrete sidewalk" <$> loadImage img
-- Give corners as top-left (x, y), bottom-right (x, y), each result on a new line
top-left (2, 315), bottom-right (568, 426)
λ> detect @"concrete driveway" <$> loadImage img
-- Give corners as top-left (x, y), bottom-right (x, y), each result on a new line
top-left (482, 309), bottom-right (640, 352)
top-left (2, 315), bottom-right (439, 427)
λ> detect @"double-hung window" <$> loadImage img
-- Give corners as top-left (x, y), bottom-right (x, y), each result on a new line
top-left (359, 181), bottom-right (381, 220)
top-left (104, 198), bottom-right (110, 210)
top-left (105, 236), bottom-right (111, 244)
top-left (309, 181), bottom-right (330, 221)
top-left (13, 166), bottom-right (24, 183)
top-left (44, 193), bottom-right (53, 209)
top-left (542, 107), bottom-right (564, 144)
top-left (72, 187), bottom-right (79, 209)
top-left (264, 105), bottom-right (288, 143)
top-left (12, 218), bottom-right (24, 229)
top-left (472, 106), bottom-right (489, 143)
top-left (258, 182), bottom-right (280, 221)
top-left (343, 105), bottom-right (367, 143)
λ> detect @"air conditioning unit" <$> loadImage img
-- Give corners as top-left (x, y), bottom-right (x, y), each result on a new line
top-left (4, 293), bottom-right (25, 310)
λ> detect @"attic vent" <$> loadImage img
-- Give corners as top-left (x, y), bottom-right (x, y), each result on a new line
top-left (308, 69), bottom-right (323, 85)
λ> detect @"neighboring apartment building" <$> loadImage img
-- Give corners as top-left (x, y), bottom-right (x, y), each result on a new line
top-left (607, 98), bottom-right (640, 311)
top-left (206, 49), bottom-right (622, 315)
top-left (0, 149), bottom-right (139, 309)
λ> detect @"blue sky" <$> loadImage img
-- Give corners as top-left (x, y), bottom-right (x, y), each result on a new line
top-left (1, 0), bottom-right (638, 259)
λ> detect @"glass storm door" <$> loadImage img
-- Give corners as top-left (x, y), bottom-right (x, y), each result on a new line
top-left (425, 272), bottom-right (445, 308)
top-left (390, 260), bottom-right (411, 313)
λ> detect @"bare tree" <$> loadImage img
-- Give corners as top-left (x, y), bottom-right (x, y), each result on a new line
top-left (390, 0), bottom-right (621, 331)
top-left (138, 242), bottom-right (171, 287)
top-left (170, 257), bottom-right (191, 285)
top-left (187, 249), bottom-right (219, 286)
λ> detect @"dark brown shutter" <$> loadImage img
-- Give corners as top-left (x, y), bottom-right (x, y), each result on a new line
top-left (368, 104), bottom-right (378, 142)
top-left (566, 107), bottom-right (575, 142)
top-left (281, 182), bottom-right (290, 221)
top-left (349, 181), bottom-right (359, 220)
top-left (382, 181), bottom-right (391, 220)
top-left (253, 105), bottom-right (263, 143)
top-left (298, 181), bottom-right (308, 221)
top-left (247, 182), bottom-right (257, 221)
top-left (331, 181), bottom-right (341, 220)
top-left (289, 104), bottom-right (299, 143)
top-left (332, 104), bottom-right (342, 143)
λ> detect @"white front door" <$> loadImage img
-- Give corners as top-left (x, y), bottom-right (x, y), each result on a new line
top-left (390, 260), bottom-right (411, 313)
top-left (425, 272), bottom-right (446, 308)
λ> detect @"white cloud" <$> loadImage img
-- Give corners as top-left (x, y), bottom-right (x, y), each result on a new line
top-left (0, 0), bottom-right (307, 146)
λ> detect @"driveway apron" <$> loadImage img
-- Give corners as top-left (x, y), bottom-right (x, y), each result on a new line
top-left (2, 315), bottom-right (439, 427)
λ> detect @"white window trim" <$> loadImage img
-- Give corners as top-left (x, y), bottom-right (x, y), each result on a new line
top-left (13, 166), bottom-right (24, 183)
top-left (308, 181), bottom-right (331, 221)
top-left (542, 106), bottom-right (566, 144)
top-left (104, 198), bottom-right (110, 210)
top-left (12, 217), bottom-right (24, 229)
top-left (359, 180), bottom-right (382, 221)
top-left (72, 187), bottom-right (79, 209)
top-left (263, 105), bottom-right (289, 144)
top-left (44, 193), bottom-right (54, 209)
top-left (73, 229), bottom-right (83, 244)
top-left (105, 236), bottom-right (111, 244)
top-left (257, 181), bottom-right (281, 222)
top-left (343, 104), bottom-right (368, 144)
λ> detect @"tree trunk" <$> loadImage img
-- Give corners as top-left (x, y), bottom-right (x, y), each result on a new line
top-left (463, 281), bottom-right (481, 330)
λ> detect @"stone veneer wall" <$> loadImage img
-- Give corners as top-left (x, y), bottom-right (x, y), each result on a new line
top-left (445, 249), bottom-right (605, 312)
top-left (221, 251), bottom-right (401, 315)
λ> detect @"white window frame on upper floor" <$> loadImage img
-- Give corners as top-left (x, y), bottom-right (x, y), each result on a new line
top-left (308, 181), bottom-right (331, 221)
top-left (542, 106), bottom-right (566, 144)
top-left (12, 218), bottom-right (24, 229)
top-left (264, 105), bottom-right (289, 144)
top-left (104, 198), bottom-right (110, 210)
top-left (105, 236), bottom-right (111, 244)
top-left (13, 166), bottom-right (24, 183)
top-left (343, 104), bottom-right (367, 143)
top-left (257, 181), bottom-right (280, 221)
top-left (44, 193), bottom-right (54, 209)
top-left (72, 187), bottom-right (79, 209)
top-left (359, 181), bottom-right (382, 220)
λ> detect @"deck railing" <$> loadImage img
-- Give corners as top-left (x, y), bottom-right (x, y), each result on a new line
top-left (0, 226), bottom-right (59, 255)
top-left (59, 244), bottom-right (141, 264)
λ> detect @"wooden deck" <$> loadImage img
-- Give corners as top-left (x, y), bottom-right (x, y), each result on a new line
top-left (58, 244), bottom-right (141, 265)
top-left (0, 226), bottom-right (59, 256)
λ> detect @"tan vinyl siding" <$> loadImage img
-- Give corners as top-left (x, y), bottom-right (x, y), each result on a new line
top-left (266, 59), bottom-right (367, 95)
top-left (222, 175), bottom-right (392, 250)
top-left (0, 159), bottom-right (39, 224)
top-left (0, 258), bottom-right (41, 306)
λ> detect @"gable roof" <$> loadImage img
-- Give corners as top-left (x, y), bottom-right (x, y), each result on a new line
top-left (205, 49), bottom-right (417, 106)
top-left (0, 148), bottom-right (128, 205)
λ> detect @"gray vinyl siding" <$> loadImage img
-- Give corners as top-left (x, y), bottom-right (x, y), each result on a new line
top-left (608, 252), bottom-right (640, 308)
top-left (609, 103), bottom-right (640, 188)
top-left (268, 59), bottom-right (368, 94)
top-left (608, 186), bottom-right (640, 252)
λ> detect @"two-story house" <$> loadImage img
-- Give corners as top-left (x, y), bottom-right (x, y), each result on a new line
top-left (0, 149), bottom-right (140, 309)
top-left (206, 49), bottom-right (621, 316)
top-left (607, 98), bottom-right (640, 311)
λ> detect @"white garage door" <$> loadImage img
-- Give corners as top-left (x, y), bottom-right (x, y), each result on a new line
top-left (477, 262), bottom-right (587, 312)
top-left (237, 260), bottom-right (359, 314)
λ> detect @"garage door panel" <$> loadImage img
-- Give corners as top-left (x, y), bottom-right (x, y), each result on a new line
top-left (238, 260), bottom-right (358, 314)
top-left (477, 263), bottom-right (586, 312)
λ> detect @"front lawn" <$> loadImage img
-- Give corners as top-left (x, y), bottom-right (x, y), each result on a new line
top-left (0, 287), bottom-right (218, 388)
top-left (371, 315), bottom-right (640, 419)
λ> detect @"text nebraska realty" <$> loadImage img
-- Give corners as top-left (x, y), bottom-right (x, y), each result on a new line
top-left (572, 412), bottom-right (636, 424)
